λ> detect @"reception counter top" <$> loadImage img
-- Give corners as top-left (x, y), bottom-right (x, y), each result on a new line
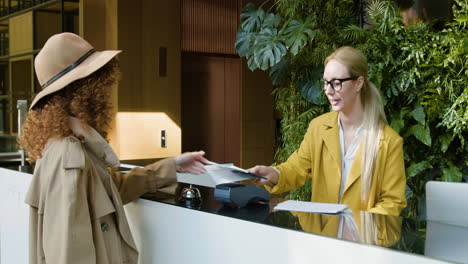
top-left (1, 167), bottom-right (467, 264)
top-left (127, 183), bottom-right (467, 264)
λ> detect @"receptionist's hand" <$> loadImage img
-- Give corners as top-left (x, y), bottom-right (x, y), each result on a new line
top-left (248, 165), bottom-right (279, 187)
top-left (174, 151), bottom-right (209, 174)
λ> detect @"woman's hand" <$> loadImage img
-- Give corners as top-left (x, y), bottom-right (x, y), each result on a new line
top-left (248, 165), bottom-right (279, 187)
top-left (174, 151), bottom-right (209, 174)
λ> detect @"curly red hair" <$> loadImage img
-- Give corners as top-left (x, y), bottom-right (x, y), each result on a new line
top-left (19, 58), bottom-right (120, 162)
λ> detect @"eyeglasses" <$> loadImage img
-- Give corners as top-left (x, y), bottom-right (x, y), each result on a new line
top-left (322, 76), bottom-right (359, 92)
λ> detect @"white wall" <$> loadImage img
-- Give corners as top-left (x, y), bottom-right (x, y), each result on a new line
top-left (0, 168), bottom-right (31, 264)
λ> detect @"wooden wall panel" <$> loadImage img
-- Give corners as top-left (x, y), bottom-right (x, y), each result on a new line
top-left (140, 0), bottom-right (181, 125)
top-left (224, 58), bottom-right (241, 166)
top-left (80, 0), bottom-right (119, 153)
top-left (117, 0), bottom-right (143, 112)
top-left (34, 12), bottom-right (61, 50)
top-left (182, 54), bottom-right (272, 167)
top-left (182, 55), bottom-right (227, 162)
top-left (79, 0), bottom-right (118, 51)
top-left (117, 0), bottom-right (182, 124)
top-left (181, 0), bottom-right (239, 55)
top-left (9, 57), bottom-right (32, 133)
top-left (114, 0), bottom-right (182, 159)
top-left (241, 62), bottom-right (274, 168)
top-left (9, 12), bottom-right (33, 55)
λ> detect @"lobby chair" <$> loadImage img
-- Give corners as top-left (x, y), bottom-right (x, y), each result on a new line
top-left (425, 181), bottom-right (468, 264)
top-left (425, 181), bottom-right (468, 223)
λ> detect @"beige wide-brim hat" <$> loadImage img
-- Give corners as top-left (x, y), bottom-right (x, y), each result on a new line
top-left (29, 32), bottom-right (121, 110)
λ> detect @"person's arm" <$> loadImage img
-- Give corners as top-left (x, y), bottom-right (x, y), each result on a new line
top-left (368, 137), bottom-right (407, 216)
top-left (112, 151), bottom-right (208, 204)
top-left (250, 121), bottom-right (315, 194)
top-left (42, 168), bottom-right (96, 264)
top-left (111, 158), bottom-right (177, 205)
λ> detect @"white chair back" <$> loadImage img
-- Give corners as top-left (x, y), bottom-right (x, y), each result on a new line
top-left (425, 181), bottom-right (468, 263)
top-left (425, 181), bottom-right (468, 224)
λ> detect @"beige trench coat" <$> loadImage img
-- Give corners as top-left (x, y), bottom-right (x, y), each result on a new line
top-left (25, 118), bottom-right (177, 264)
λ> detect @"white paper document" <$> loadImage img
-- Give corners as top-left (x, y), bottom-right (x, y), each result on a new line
top-left (205, 163), bottom-right (254, 184)
top-left (177, 163), bottom-right (254, 188)
top-left (274, 200), bottom-right (348, 214)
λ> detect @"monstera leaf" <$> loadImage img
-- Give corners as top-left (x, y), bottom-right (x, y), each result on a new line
top-left (236, 4), bottom-right (315, 74)
top-left (237, 4), bottom-right (286, 72)
top-left (235, 31), bottom-right (256, 57)
top-left (240, 3), bottom-right (265, 32)
top-left (251, 28), bottom-right (287, 71)
top-left (284, 15), bottom-right (317, 55)
top-left (263, 12), bottom-right (281, 28)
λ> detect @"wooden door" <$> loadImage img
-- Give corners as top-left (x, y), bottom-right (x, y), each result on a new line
top-left (181, 54), bottom-right (241, 166)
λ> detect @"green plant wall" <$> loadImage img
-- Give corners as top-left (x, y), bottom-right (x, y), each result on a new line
top-left (236, 0), bottom-right (468, 217)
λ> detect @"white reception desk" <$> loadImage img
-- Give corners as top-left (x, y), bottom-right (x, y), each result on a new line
top-left (1, 167), bottom-right (465, 264)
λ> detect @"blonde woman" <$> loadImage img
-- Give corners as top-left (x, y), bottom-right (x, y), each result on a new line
top-left (21, 33), bottom-right (208, 264)
top-left (249, 46), bottom-right (406, 216)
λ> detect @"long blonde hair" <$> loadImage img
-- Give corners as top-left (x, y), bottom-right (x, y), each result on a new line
top-left (325, 46), bottom-right (387, 205)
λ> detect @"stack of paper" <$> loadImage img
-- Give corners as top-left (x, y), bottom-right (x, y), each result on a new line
top-left (274, 200), bottom-right (348, 214)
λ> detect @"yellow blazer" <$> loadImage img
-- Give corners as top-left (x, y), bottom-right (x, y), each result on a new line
top-left (271, 111), bottom-right (407, 216)
top-left (293, 210), bottom-right (402, 247)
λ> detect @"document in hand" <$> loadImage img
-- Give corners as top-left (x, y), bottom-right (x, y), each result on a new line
top-left (274, 200), bottom-right (348, 214)
top-left (206, 161), bottom-right (267, 180)
top-left (177, 162), bottom-right (260, 188)
top-left (205, 163), bottom-right (255, 185)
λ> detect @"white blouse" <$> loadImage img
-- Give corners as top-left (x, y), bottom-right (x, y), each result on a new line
top-left (337, 115), bottom-right (363, 239)
top-left (338, 116), bottom-right (363, 202)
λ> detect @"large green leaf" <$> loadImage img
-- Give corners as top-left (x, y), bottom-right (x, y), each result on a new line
top-left (235, 31), bottom-right (256, 57)
top-left (262, 12), bottom-right (281, 28)
top-left (439, 133), bottom-right (454, 153)
top-left (441, 164), bottom-right (463, 182)
top-left (240, 3), bottom-right (265, 33)
top-left (407, 124), bottom-right (432, 146)
top-left (406, 160), bottom-right (432, 179)
top-left (247, 55), bottom-right (258, 71)
top-left (283, 16), bottom-right (317, 55)
top-left (252, 28), bottom-right (287, 71)
top-left (410, 105), bottom-right (426, 125)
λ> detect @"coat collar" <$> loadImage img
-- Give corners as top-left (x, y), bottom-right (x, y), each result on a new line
top-left (68, 117), bottom-right (120, 168)
top-left (321, 111), bottom-right (388, 140)
top-left (320, 111), bottom-right (341, 170)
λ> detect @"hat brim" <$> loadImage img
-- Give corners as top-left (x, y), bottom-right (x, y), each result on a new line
top-left (29, 50), bottom-right (122, 110)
